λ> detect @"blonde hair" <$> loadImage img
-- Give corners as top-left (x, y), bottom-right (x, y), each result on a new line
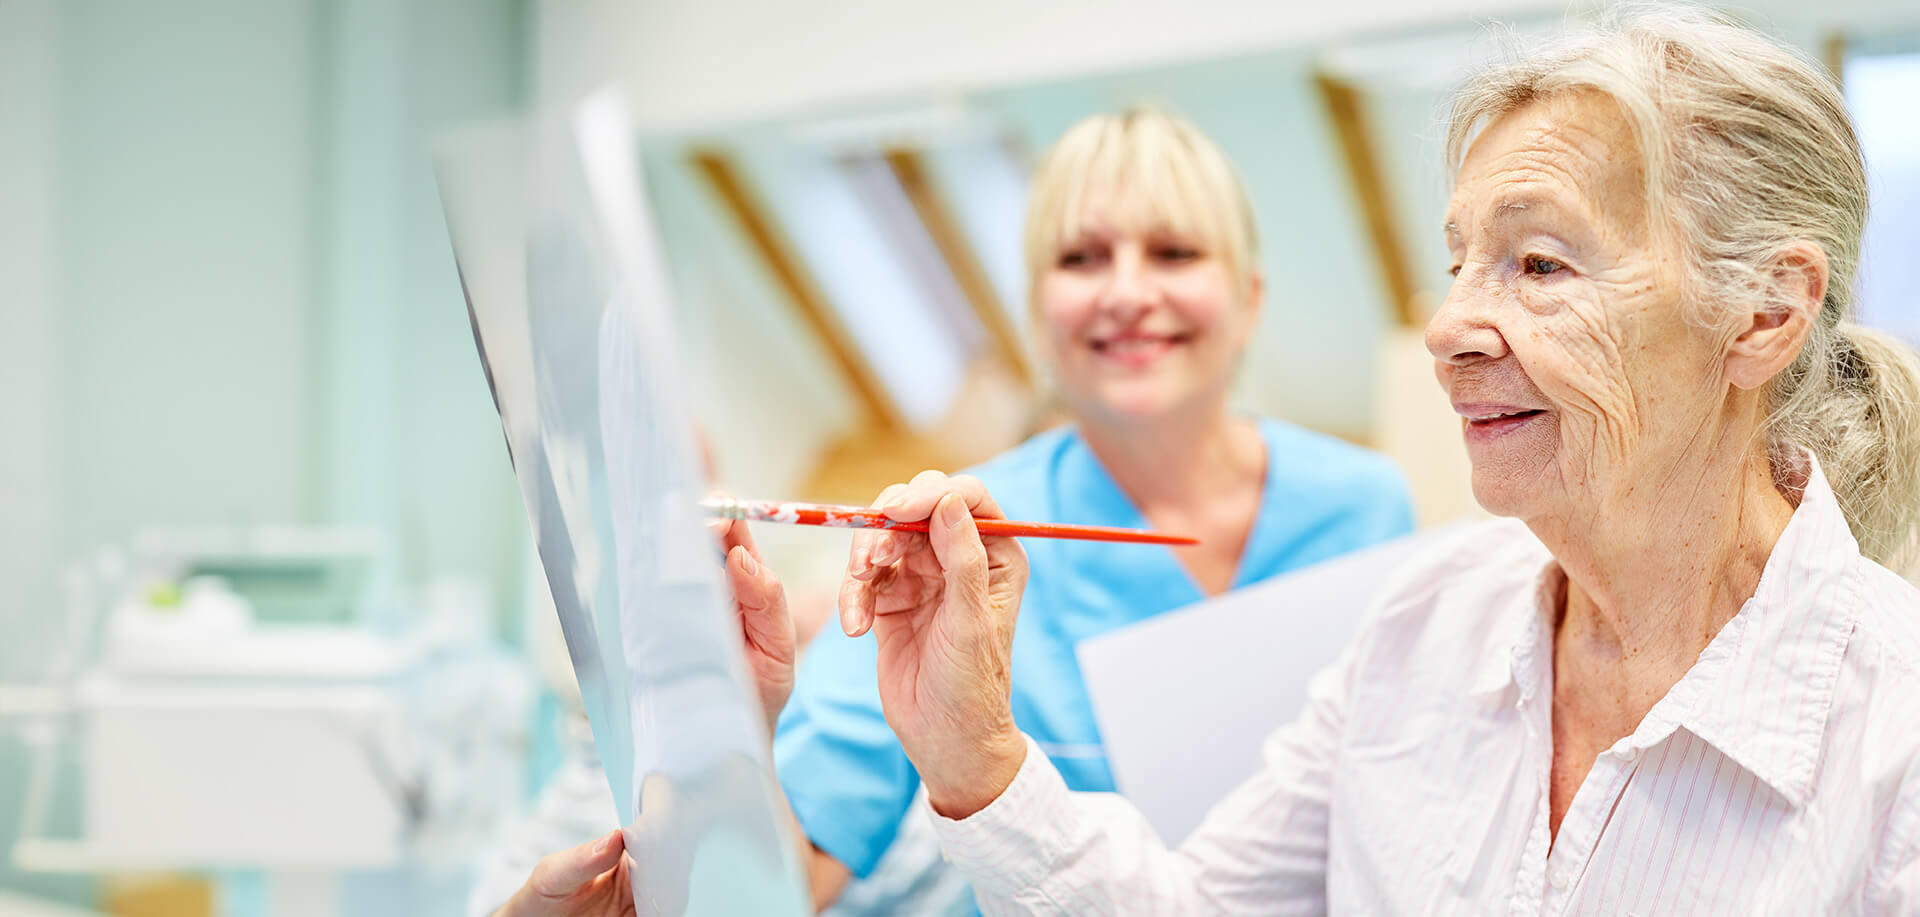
top-left (1021, 107), bottom-right (1259, 303)
top-left (1446, 5), bottom-right (1920, 570)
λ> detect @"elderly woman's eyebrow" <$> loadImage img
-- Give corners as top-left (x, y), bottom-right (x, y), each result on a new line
top-left (1442, 194), bottom-right (1581, 240)
top-left (1488, 195), bottom-right (1575, 224)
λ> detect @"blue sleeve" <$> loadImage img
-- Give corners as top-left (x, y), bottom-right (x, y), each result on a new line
top-left (773, 624), bottom-right (917, 879)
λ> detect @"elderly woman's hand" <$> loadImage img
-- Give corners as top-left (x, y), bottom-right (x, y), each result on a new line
top-left (710, 502), bottom-right (797, 737)
top-left (840, 471), bottom-right (1030, 819)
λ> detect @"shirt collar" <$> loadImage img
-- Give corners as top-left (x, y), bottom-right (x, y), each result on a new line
top-left (1468, 555), bottom-right (1560, 702)
top-left (1466, 452), bottom-right (1861, 807)
top-left (1650, 451), bottom-right (1862, 807)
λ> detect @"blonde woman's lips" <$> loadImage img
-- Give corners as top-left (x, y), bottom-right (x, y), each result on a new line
top-left (1090, 333), bottom-right (1183, 368)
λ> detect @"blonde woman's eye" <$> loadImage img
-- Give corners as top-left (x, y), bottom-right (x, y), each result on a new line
top-left (1155, 246), bottom-right (1199, 262)
top-left (1058, 250), bottom-right (1089, 268)
top-left (1523, 256), bottom-right (1564, 276)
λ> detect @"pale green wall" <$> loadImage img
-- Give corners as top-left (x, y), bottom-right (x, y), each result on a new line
top-left (4, 0), bottom-right (532, 667)
top-left (0, 0), bottom-right (61, 680)
top-left (314, 0), bottom-right (532, 626)
top-left (52, 0), bottom-right (326, 578)
top-left (0, 1), bottom-right (530, 910)
top-left (0, 4), bottom-right (79, 901)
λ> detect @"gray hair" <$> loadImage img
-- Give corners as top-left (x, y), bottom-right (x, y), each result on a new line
top-left (1446, 4), bottom-right (1920, 570)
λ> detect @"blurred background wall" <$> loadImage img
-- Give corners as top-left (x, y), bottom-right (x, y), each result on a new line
top-left (1, 0), bottom-right (532, 658)
top-left (1, 1), bottom-right (532, 913)
top-left (1, 1), bottom-right (1915, 915)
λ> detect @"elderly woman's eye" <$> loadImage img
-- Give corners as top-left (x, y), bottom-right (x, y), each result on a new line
top-left (1523, 256), bottom-right (1565, 276)
top-left (1448, 264), bottom-right (1463, 278)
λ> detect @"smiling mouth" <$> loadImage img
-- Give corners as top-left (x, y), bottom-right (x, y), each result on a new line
top-left (1467, 409), bottom-right (1545, 424)
top-left (1090, 334), bottom-right (1189, 363)
top-left (1462, 408), bottom-right (1547, 442)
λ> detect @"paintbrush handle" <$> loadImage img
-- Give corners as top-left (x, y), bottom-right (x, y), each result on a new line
top-left (702, 498), bottom-right (1198, 546)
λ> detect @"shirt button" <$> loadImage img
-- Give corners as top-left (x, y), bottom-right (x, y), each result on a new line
top-left (1623, 747), bottom-right (1642, 763)
top-left (1549, 870), bottom-right (1570, 890)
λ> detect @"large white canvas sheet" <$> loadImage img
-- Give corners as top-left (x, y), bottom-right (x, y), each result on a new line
top-left (434, 90), bottom-right (807, 917)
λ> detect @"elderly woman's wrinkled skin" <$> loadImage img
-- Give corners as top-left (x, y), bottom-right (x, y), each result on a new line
top-left (1433, 91), bottom-right (1707, 522)
top-left (1427, 90), bottom-right (1820, 833)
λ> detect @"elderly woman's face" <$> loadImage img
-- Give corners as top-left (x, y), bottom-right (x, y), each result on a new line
top-left (1428, 92), bottom-right (1729, 519)
top-left (1037, 192), bottom-right (1255, 424)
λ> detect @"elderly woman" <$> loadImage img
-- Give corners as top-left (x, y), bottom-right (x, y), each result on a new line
top-left (818, 9), bottom-right (1920, 913)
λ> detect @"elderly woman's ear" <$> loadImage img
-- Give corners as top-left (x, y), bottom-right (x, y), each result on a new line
top-left (1724, 240), bottom-right (1827, 391)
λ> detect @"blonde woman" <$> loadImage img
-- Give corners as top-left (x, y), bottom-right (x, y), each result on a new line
top-left (832, 9), bottom-right (1920, 913)
top-left (487, 109), bottom-right (1414, 916)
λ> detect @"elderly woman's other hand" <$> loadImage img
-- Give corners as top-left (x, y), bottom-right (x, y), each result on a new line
top-left (839, 471), bottom-right (1030, 819)
top-left (494, 829), bottom-right (633, 917)
top-left (709, 498), bottom-right (797, 737)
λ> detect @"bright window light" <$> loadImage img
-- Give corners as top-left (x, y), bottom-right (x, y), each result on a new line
top-left (739, 146), bottom-right (971, 429)
top-left (1846, 49), bottom-right (1920, 342)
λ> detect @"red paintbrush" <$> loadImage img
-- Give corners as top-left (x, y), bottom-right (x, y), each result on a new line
top-left (701, 497), bottom-right (1198, 546)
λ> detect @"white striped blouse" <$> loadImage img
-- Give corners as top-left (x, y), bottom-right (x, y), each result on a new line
top-left (931, 456), bottom-right (1920, 914)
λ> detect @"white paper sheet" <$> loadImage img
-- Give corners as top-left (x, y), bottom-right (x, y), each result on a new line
top-left (1076, 528), bottom-right (1457, 846)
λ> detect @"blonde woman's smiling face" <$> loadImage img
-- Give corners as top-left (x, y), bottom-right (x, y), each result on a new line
top-left (1037, 190), bottom-right (1259, 426)
top-left (1425, 91), bottom-right (1734, 522)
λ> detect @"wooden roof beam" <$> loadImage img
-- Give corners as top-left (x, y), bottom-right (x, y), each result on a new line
top-left (690, 149), bottom-right (905, 432)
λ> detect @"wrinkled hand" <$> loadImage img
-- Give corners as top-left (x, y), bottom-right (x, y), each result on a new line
top-left (840, 471), bottom-right (1029, 818)
top-left (499, 829), bottom-right (635, 917)
top-left (710, 502), bottom-right (796, 736)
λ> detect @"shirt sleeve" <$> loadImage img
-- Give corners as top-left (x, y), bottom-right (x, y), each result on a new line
top-left (1882, 846), bottom-right (1918, 915)
top-left (775, 624), bottom-right (922, 878)
top-left (930, 646), bottom-right (1353, 915)
top-left (1874, 759), bottom-right (1920, 912)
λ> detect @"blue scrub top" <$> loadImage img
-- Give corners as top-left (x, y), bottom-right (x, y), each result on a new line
top-left (773, 417), bottom-right (1414, 879)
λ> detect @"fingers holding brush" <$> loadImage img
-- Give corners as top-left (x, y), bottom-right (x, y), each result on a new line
top-left (708, 491), bottom-right (796, 733)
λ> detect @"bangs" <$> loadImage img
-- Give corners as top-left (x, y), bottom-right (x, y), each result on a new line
top-left (1023, 108), bottom-right (1256, 291)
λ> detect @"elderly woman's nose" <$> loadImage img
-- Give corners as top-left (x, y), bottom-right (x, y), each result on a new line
top-left (1425, 282), bottom-right (1509, 365)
